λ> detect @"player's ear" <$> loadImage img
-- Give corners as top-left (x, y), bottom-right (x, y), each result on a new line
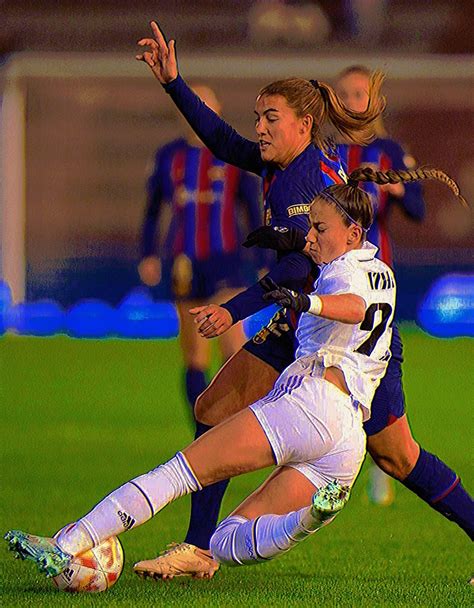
top-left (347, 225), bottom-right (362, 245)
top-left (300, 114), bottom-right (313, 134)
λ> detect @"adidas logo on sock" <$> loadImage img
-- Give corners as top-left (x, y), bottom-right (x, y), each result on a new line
top-left (117, 510), bottom-right (136, 530)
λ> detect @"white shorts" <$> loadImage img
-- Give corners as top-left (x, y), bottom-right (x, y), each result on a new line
top-left (249, 357), bottom-right (366, 490)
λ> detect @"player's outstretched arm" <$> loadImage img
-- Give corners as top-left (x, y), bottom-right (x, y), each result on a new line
top-left (136, 22), bottom-right (263, 174)
top-left (261, 277), bottom-right (366, 324)
top-left (136, 21), bottom-right (178, 84)
top-left (189, 245), bottom-right (317, 339)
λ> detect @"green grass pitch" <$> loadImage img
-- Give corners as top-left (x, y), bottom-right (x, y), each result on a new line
top-left (1, 328), bottom-right (472, 607)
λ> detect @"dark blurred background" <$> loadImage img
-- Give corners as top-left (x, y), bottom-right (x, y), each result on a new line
top-left (1, 0), bottom-right (473, 322)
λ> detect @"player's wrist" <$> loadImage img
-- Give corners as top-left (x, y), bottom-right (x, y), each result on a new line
top-left (307, 294), bottom-right (323, 316)
top-left (162, 74), bottom-right (181, 91)
top-left (219, 302), bottom-right (237, 325)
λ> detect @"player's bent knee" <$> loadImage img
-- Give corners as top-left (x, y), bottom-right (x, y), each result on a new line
top-left (194, 389), bottom-right (215, 424)
top-left (371, 452), bottom-right (416, 481)
top-left (183, 355), bottom-right (209, 370)
top-left (210, 516), bottom-right (248, 566)
top-left (194, 385), bottom-right (236, 426)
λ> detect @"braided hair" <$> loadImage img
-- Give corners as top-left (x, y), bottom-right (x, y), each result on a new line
top-left (349, 166), bottom-right (468, 209)
top-left (315, 165), bottom-right (468, 242)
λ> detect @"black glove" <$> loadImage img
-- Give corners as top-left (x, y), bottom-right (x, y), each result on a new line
top-left (243, 225), bottom-right (307, 252)
top-left (260, 277), bottom-right (310, 314)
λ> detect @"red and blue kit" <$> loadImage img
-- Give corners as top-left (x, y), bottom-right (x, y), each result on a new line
top-left (142, 139), bottom-right (262, 261)
top-left (337, 139), bottom-right (425, 267)
top-left (141, 137), bottom-right (262, 299)
top-left (162, 76), bottom-right (473, 542)
top-left (163, 75), bottom-right (346, 317)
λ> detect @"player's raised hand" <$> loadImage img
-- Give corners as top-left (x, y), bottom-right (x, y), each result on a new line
top-left (189, 304), bottom-right (234, 338)
top-left (260, 277), bottom-right (310, 314)
top-left (136, 21), bottom-right (178, 84)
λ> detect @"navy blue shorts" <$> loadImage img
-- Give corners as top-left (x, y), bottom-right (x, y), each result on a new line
top-left (243, 309), bottom-right (296, 373)
top-left (244, 314), bottom-right (406, 437)
top-left (161, 253), bottom-right (250, 301)
top-left (363, 324), bottom-right (406, 436)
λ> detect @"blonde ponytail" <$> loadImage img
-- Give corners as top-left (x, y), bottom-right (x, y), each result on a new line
top-left (318, 71), bottom-right (386, 149)
top-left (258, 72), bottom-right (386, 155)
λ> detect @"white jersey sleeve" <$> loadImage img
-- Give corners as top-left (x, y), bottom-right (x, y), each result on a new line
top-left (295, 242), bottom-right (396, 420)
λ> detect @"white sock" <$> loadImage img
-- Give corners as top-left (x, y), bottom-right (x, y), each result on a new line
top-left (56, 452), bottom-right (201, 556)
top-left (210, 505), bottom-right (336, 566)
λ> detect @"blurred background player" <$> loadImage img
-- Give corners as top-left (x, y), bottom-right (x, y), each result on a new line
top-left (335, 64), bottom-right (426, 506)
top-left (138, 83), bottom-right (263, 414)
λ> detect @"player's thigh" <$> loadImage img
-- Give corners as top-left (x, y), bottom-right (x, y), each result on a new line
top-left (231, 466), bottom-right (317, 519)
top-left (183, 407), bottom-right (275, 486)
top-left (364, 325), bottom-right (407, 438)
top-left (217, 321), bottom-right (246, 362)
top-left (367, 414), bottom-right (420, 480)
top-left (175, 299), bottom-right (211, 369)
top-left (194, 348), bottom-right (279, 426)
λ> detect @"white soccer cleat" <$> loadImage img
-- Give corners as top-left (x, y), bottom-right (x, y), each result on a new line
top-left (133, 542), bottom-right (220, 580)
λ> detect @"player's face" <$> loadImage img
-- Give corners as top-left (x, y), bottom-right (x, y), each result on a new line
top-left (254, 94), bottom-right (312, 168)
top-left (306, 199), bottom-right (359, 264)
top-left (336, 72), bottom-right (369, 113)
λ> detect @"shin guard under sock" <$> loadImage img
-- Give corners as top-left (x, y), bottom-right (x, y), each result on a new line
top-left (402, 448), bottom-right (474, 540)
top-left (56, 452), bottom-right (201, 556)
top-left (210, 505), bottom-right (337, 566)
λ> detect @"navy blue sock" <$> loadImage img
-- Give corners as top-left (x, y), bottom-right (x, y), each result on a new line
top-left (402, 449), bottom-right (474, 540)
top-left (184, 421), bottom-right (230, 550)
top-left (184, 368), bottom-right (207, 409)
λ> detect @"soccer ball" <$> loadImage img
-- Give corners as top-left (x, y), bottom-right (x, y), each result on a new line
top-left (51, 525), bottom-right (124, 593)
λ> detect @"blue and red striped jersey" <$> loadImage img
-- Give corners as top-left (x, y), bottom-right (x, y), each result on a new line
top-left (141, 138), bottom-right (262, 262)
top-left (259, 145), bottom-right (347, 233)
top-left (337, 138), bottom-right (425, 267)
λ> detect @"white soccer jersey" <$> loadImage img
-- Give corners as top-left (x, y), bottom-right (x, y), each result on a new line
top-left (295, 241), bottom-right (396, 420)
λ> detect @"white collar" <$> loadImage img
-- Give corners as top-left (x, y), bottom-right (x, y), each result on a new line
top-left (320, 241), bottom-right (378, 268)
top-left (343, 241), bottom-right (378, 262)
